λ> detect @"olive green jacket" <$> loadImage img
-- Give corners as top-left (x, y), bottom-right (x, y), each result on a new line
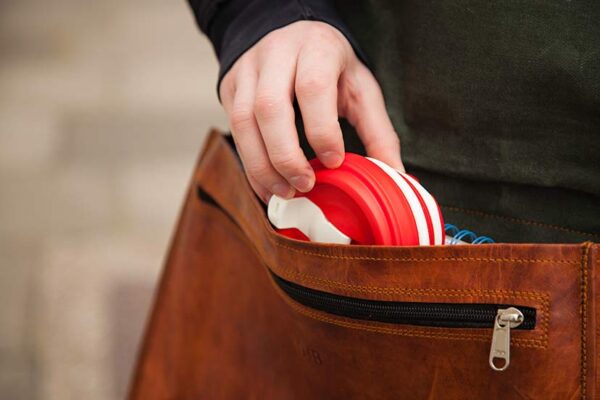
top-left (330, 0), bottom-right (600, 243)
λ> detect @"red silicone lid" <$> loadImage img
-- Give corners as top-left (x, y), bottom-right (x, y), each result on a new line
top-left (280, 153), bottom-right (420, 245)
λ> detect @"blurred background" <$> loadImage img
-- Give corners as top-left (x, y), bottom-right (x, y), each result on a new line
top-left (0, 0), bottom-right (227, 398)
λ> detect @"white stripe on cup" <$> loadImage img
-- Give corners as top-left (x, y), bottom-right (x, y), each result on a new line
top-left (366, 157), bottom-right (430, 245)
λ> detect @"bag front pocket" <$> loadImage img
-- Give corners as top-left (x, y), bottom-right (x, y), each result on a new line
top-left (196, 162), bottom-right (552, 374)
top-left (272, 271), bottom-right (536, 372)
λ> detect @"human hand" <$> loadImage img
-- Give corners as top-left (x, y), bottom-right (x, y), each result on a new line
top-left (219, 21), bottom-right (404, 202)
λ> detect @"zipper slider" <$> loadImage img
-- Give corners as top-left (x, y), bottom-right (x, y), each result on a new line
top-left (488, 307), bottom-right (524, 371)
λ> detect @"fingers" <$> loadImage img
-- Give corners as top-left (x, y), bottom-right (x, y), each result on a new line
top-left (342, 64), bottom-right (405, 172)
top-left (254, 50), bottom-right (315, 193)
top-left (295, 45), bottom-right (345, 168)
top-left (220, 20), bottom-right (402, 206)
top-left (226, 65), bottom-right (295, 201)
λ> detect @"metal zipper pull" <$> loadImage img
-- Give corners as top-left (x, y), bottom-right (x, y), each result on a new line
top-left (489, 307), bottom-right (524, 371)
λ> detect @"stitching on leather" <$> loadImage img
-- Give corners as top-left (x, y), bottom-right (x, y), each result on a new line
top-left (197, 142), bottom-right (580, 266)
top-left (581, 243), bottom-right (592, 399)
top-left (207, 200), bottom-right (552, 350)
top-left (264, 269), bottom-right (550, 349)
top-left (199, 150), bottom-right (553, 350)
top-left (541, 297), bottom-right (550, 343)
top-left (201, 142), bottom-right (556, 345)
top-left (201, 169), bottom-right (560, 320)
top-left (275, 283), bottom-right (548, 349)
top-left (208, 202), bottom-right (553, 349)
top-left (202, 140), bottom-right (581, 266)
top-left (274, 241), bottom-right (579, 264)
top-left (277, 267), bottom-right (550, 301)
top-left (442, 205), bottom-right (600, 239)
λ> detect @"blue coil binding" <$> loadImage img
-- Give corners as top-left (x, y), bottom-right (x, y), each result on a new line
top-left (444, 223), bottom-right (495, 244)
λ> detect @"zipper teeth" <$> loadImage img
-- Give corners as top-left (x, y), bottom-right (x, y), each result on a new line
top-left (196, 186), bottom-right (537, 331)
top-left (273, 274), bottom-right (536, 330)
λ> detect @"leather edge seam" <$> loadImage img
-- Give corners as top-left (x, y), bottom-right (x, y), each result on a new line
top-left (582, 242), bottom-right (593, 399)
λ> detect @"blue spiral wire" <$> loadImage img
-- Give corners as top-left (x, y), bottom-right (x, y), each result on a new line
top-left (444, 224), bottom-right (495, 244)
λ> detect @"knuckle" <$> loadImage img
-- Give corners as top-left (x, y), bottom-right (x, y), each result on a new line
top-left (257, 34), bottom-right (279, 52)
top-left (307, 123), bottom-right (340, 146)
top-left (270, 151), bottom-right (301, 172)
top-left (346, 86), bottom-right (364, 106)
top-left (229, 107), bottom-right (254, 132)
top-left (254, 94), bottom-right (285, 120)
top-left (309, 23), bottom-right (337, 41)
top-left (245, 161), bottom-right (274, 181)
top-left (308, 24), bottom-right (349, 54)
top-left (296, 74), bottom-right (330, 98)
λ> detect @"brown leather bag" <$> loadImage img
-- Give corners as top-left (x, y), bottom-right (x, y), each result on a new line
top-left (130, 130), bottom-right (599, 400)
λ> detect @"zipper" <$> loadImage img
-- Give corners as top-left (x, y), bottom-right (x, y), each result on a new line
top-left (196, 187), bottom-right (536, 372)
top-left (272, 273), bottom-right (535, 371)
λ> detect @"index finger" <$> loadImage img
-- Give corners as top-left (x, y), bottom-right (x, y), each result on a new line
top-left (254, 51), bottom-right (315, 193)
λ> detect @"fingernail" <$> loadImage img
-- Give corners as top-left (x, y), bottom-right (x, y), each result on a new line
top-left (271, 183), bottom-right (294, 198)
top-left (290, 175), bottom-right (314, 192)
top-left (320, 151), bottom-right (343, 168)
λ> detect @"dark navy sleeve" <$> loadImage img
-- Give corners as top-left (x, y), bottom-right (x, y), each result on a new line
top-left (187, 0), bottom-right (368, 91)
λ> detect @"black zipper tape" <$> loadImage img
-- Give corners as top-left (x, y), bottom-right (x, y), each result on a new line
top-left (272, 273), bottom-right (536, 330)
top-left (197, 183), bottom-right (537, 331)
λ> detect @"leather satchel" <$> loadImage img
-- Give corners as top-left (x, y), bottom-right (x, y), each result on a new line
top-left (130, 130), bottom-right (599, 399)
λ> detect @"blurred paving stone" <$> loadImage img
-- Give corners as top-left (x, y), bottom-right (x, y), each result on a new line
top-left (115, 158), bottom-right (196, 233)
top-left (0, 105), bottom-right (61, 174)
top-left (0, 353), bottom-right (35, 400)
top-left (0, 167), bottom-right (115, 238)
top-left (36, 232), bottom-right (165, 400)
top-left (58, 111), bottom-right (217, 166)
top-left (110, 280), bottom-right (156, 399)
top-left (0, 0), bottom-right (227, 398)
top-left (0, 241), bottom-right (37, 352)
top-left (0, 240), bottom-right (38, 400)
top-left (0, 0), bottom-right (226, 117)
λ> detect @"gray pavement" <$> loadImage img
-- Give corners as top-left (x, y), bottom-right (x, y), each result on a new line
top-left (0, 0), bottom-right (227, 398)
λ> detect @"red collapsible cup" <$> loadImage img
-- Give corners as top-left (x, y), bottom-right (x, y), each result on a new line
top-left (268, 153), bottom-right (444, 246)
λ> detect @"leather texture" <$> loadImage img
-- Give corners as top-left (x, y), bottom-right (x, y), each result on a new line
top-left (130, 130), bottom-right (599, 399)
